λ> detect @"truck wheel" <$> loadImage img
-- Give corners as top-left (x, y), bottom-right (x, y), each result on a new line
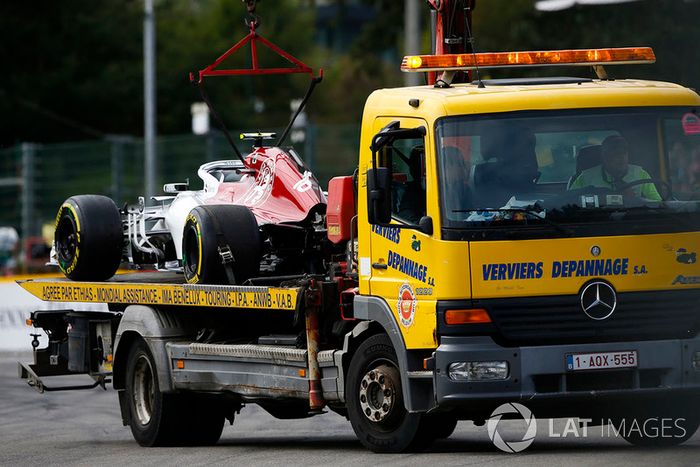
top-left (422, 413), bottom-right (458, 439)
top-left (125, 339), bottom-right (182, 446)
top-left (125, 340), bottom-right (225, 446)
top-left (182, 205), bottom-right (261, 284)
top-left (184, 396), bottom-right (226, 446)
top-left (621, 413), bottom-right (700, 448)
top-left (346, 334), bottom-right (424, 453)
top-left (126, 339), bottom-right (175, 446)
top-left (54, 195), bottom-right (122, 281)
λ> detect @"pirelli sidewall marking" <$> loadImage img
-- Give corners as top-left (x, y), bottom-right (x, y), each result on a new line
top-left (56, 203), bottom-right (81, 275)
top-left (21, 281), bottom-right (300, 311)
top-left (184, 213), bottom-right (203, 284)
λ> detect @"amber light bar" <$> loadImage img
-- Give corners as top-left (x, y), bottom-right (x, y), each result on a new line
top-left (401, 47), bottom-right (655, 72)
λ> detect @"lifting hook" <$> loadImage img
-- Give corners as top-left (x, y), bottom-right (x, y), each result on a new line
top-left (243, 0), bottom-right (260, 28)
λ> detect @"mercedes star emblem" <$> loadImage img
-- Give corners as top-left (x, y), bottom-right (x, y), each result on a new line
top-left (580, 281), bottom-right (617, 320)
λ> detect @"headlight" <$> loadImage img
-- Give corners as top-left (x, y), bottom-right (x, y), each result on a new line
top-left (448, 361), bottom-right (509, 381)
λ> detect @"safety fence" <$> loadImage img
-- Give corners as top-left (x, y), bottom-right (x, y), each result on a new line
top-left (0, 123), bottom-right (360, 244)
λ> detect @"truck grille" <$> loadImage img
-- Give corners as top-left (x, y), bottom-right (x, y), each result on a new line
top-left (477, 289), bottom-right (700, 346)
top-left (533, 369), bottom-right (666, 393)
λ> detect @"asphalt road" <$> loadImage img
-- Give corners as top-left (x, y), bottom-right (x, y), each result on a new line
top-left (2, 354), bottom-right (700, 466)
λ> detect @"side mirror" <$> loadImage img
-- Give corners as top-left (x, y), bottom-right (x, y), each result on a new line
top-left (163, 182), bottom-right (189, 194)
top-left (371, 121), bottom-right (401, 151)
top-left (367, 167), bottom-right (392, 225)
top-left (417, 216), bottom-right (433, 235)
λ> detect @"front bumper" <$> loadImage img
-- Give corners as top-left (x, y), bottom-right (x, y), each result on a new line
top-left (435, 335), bottom-right (700, 418)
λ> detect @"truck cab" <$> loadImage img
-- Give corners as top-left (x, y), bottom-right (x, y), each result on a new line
top-left (356, 59), bottom-right (700, 431)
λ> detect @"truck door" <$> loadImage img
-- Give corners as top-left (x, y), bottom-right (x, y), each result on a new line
top-left (366, 117), bottom-right (438, 349)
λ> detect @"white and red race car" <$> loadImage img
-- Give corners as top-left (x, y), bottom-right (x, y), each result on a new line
top-left (52, 7), bottom-right (344, 286)
top-left (52, 134), bottom-right (329, 285)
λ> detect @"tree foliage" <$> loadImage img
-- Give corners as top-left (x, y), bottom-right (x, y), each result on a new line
top-left (0, 0), bottom-right (315, 146)
top-left (1, 0), bottom-right (700, 147)
top-left (0, 1), bottom-right (143, 145)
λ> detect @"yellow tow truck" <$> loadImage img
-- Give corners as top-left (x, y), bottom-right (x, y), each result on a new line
top-left (18, 0), bottom-right (700, 453)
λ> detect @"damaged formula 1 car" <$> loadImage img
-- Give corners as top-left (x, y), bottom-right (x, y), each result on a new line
top-left (52, 12), bottom-right (333, 285)
top-left (53, 139), bottom-right (327, 285)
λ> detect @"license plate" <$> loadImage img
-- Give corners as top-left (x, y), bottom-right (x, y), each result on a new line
top-left (566, 350), bottom-right (638, 371)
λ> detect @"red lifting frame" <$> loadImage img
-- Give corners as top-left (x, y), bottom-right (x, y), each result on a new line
top-left (190, 22), bottom-right (319, 83)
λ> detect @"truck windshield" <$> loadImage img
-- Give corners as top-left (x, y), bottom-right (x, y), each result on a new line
top-left (436, 107), bottom-right (700, 237)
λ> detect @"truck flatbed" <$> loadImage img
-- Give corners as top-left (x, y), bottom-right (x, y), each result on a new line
top-left (17, 272), bottom-right (301, 311)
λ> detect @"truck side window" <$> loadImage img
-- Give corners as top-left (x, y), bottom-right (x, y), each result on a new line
top-left (441, 146), bottom-right (472, 216)
top-left (392, 140), bottom-right (426, 224)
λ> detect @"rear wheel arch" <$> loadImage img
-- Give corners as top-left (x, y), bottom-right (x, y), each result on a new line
top-left (113, 305), bottom-right (195, 392)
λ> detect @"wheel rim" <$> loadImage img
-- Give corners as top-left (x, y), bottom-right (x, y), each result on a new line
top-left (55, 214), bottom-right (78, 269)
top-left (132, 355), bottom-right (156, 426)
top-left (183, 224), bottom-right (200, 279)
top-left (358, 363), bottom-right (400, 427)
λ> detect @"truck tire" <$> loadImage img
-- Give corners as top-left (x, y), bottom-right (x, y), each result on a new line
top-left (346, 334), bottom-right (425, 453)
top-left (620, 411), bottom-right (700, 448)
top-left (125, 339), bottom-right (225, 446)
top-left (185, 396), bottom-right (227, 446)
top-left (182, 205), bottom-right (261, 285)
top-left (422, 413), bottom-right (458, 439)
top-left (54, 195), bottom-right (122, 281)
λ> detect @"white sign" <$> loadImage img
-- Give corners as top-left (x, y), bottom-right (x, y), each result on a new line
top-left (191, 102), bottom-right (210, 135)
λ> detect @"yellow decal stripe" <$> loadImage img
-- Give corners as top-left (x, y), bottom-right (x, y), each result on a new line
top-left (18, 280), bottom-right (300, 311)
top-left (184, 214), bottom-right (202, 284)
top-left (62, 203), bottom-right (81, 232)
top-left (56, 203), bottom-right (82, 275)
top-left (196, 220), bottom-right (203, 278)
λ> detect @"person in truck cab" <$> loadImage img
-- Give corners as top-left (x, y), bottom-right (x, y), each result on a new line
top-left (569, 135), bottom-right (662, 201)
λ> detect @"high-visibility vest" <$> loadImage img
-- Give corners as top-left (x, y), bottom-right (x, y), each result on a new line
top-left (569, 164), bottom-right (661, 201)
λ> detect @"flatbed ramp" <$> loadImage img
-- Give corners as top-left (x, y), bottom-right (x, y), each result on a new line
top-left (17, 272), bottom-right (302, 311)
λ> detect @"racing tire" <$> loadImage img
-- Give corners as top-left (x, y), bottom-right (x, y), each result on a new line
top-left (182, 205), bottom-right (261, 285)
top-left (346, 334), bottom-right (425, 453)
top-left (54, 195), bottom-right (122, 281)
top-left (125, 339), bottom-right (225, 446)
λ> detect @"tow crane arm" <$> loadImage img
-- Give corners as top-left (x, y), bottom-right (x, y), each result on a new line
top-left (190, 0), bottom-right (323, 160)
top-left (427, 0), bottom-right (477, 85)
